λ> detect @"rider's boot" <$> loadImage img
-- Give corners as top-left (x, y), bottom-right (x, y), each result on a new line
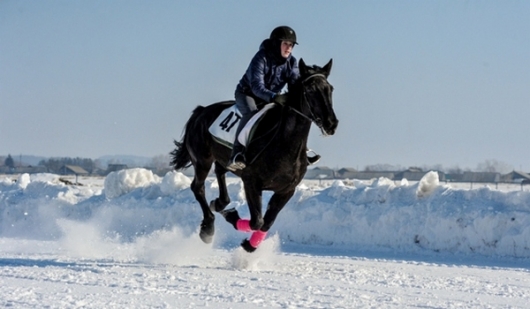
top-left (226, 110), bottom-right (255, 172)
top-left (307, 148), bottom-right (321, 165)
top-left (227, 140), bottom-right (246, 171)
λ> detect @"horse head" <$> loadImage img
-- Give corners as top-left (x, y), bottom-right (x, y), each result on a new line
top-left (297, 58), bottom-right (339, 136)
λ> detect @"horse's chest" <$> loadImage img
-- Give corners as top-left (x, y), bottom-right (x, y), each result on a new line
top-left (265, 164), bottom-right (305, 190)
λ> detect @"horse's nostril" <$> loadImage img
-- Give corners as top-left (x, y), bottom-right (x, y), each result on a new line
top-left (324, 118), bottom-right (338, 134)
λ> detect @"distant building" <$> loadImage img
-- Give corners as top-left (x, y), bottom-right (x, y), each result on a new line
top-left (445, 173), bottom-right (463, 182)
top-left (305, 166), bottom-right (518, 185)
top-left (502, 171), bottom-right (530, 184)
top-left (60, 165), bottom-right (89, 175)
top-left (340, 171), bottom-right (395, 181)
top-left (305, 166), bottom-right (335, 179)
top-left (394, 169), bottom-right (446, 182)
top-left (60, 165), bottom-right (89, 183)
top-left (336, 167), bottom-right (357, 179)
top-left (461, 172), bottom-right (500, 183)
top-left (307, 167), bottom-right (395, 181)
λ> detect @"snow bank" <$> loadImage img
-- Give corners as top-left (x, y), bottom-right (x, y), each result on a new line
top-left (1, 170), bottom-right (530, 258)
top-left (104, 168), bottom-right (160, 198)
top-left (278, 176), bottom-right (530, 257)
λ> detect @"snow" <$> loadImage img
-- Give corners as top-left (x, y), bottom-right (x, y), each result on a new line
top-left (1, 169), bottom-right (530, 308)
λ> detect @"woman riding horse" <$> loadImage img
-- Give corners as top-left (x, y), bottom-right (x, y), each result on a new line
top-left (171, 58), bottom-right (337, 252)
top-left (227, 25), bottom-right (320, 171)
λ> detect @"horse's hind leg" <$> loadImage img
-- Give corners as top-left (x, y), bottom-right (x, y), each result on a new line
top-left (221, 180), bottom-right (263, 233)
top-left (209, 162), bottom-right (230, 212)
top-left (190, 161), bottom-right (215, 244)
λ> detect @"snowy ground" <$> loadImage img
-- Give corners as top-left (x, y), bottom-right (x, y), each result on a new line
top-left (1, 170), bottom-right (530, 308)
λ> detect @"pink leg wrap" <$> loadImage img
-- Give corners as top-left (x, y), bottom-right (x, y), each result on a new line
top-left (249, 230), bottom-right (267, 248)
top-left (236, 219), bottom-right (252, 232)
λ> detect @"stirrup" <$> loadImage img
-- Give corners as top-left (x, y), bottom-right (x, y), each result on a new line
top-left (306, 149), bottom-right (321, 165)
top-left (226, 153), bottom-right (246, 171)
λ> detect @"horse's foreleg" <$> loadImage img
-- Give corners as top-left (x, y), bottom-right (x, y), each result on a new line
top-left (190, 165), bottom-right (215, 244)
top-left (243, 181), bottom-right (264, 231)
top-left (241, 190), bottom-right (295, 252)
top-left (209, 162), bottom-right (230, 212)
top-left (261, 190), bottom-right (295, 231)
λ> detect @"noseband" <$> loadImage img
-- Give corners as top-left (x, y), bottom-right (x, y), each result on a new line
top-left (288, 73), bottom-right (330, 133)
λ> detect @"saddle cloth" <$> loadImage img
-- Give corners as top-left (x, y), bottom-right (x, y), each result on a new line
top-left (208, 103), bottom-right (276, 148)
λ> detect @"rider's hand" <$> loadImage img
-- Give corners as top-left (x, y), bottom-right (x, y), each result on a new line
top-left (272, 93), bottom-right (288, 105)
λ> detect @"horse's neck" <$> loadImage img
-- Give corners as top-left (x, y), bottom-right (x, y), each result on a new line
top-left (278, 105), bottom-right (312, 152)
top-left (284, 112), bottom-right (311, 137)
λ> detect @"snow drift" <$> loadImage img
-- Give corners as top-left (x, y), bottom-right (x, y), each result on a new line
top-left (1, 170), bottom-right (529, 258)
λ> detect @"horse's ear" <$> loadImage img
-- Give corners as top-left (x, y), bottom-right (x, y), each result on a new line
top-left (323, 59), bottom-right (333, 77)
top-left (299, 58), bottom-right (309, 76)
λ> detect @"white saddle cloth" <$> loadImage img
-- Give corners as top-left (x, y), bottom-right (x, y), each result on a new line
top-left (208, 103), bottom-right (276, 147)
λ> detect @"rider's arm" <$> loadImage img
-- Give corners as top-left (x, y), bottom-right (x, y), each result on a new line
top-left (287, 56), bottom-right (300, 86)
top-left (247, 53), bottom-right (276, 102)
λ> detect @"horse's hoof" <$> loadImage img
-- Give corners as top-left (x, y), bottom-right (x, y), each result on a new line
top-left (241, 239), bottom-right (257, 253)
top-left (220, 208), bottom-right (240, 228)
top-left (199, 229), bottom-right (214, 244)
top-left (199, 222), bottom-right (214, 244)
top-left (209, 198), bottom-right (228, 212)
top-left (220, 208), bottom-right (236, 218)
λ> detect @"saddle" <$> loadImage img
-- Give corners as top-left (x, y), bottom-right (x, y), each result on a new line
top-left (208, 103), bottom-right (282, 164)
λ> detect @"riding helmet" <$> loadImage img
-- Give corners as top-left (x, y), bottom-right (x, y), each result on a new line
top-left (270, 26), bottom-right (298, 45)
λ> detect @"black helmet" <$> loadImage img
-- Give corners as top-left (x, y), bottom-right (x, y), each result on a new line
top-left (270, 26), bottom-right (298, 45)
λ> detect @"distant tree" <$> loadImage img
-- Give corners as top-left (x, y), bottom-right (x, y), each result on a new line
top-left (107, 158), bottom-right (123, 166)
top-left (149, 154), bottom-right (171, 170)
top-left (446, 165), bottom-right (463, 175)
top-left (421, 164), bottom-right (444, 172)
top-left (476, 159), bottom-right (512, 174)
top-left (94, 159), bottom-right (104, 170)
top-left (4, 154), bottom-right (15, 168)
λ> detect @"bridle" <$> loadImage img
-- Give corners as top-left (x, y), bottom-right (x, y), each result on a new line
top-left (288, 73), bottom-right (330, 134)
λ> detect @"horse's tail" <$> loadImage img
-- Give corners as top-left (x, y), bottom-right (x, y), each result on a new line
top-left (170, 106), bottom-right (205, 170)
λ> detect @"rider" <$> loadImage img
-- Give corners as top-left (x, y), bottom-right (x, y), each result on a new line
top-left (227, 25), bottom-right (321, 171)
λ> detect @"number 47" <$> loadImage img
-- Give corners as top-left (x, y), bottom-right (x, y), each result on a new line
top-left (219, 112), bottom-right (242, 132)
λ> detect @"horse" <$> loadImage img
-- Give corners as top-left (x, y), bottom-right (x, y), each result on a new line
top-left (170, 58), bottom-right (338, 252)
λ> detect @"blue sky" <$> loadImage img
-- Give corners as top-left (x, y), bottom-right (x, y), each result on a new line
top-left (1, 1), bottom-right (529, 171)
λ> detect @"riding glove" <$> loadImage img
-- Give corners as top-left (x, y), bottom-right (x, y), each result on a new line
top-left (272, 93), bottom-right (288, 105)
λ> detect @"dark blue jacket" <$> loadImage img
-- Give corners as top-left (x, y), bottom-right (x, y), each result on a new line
top-left (236, 39), bottom-right (300, 103)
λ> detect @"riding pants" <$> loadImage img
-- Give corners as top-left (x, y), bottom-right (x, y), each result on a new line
top-left (232, 91), bottom-right (259, 150)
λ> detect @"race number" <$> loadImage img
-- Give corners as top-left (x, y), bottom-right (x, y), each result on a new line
top-left (219, 112), bottom-right (241, 132)
top-left (209, 103), bottom-right (275, 147)
top-left (208, 105), bottom-right (242, 146)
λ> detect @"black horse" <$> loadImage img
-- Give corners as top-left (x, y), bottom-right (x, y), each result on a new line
top-left (170, 59), bottom-right (338, 252)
